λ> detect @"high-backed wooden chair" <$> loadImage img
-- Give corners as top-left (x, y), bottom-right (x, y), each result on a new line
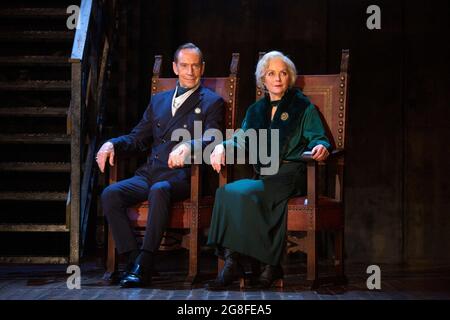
top-left (255, 49), bottom-right (350, 288)
top-left (104, 53), bottom-right (239, 284)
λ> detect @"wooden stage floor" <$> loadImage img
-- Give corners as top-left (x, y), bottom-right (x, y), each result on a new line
top-left (1, 251), bottom-right (449, 300)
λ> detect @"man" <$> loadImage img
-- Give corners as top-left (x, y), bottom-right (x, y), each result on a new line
top-left (97, 43), bottom-right (224, 288)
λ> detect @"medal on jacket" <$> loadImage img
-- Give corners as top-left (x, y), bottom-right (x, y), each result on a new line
top-left (281, 112), bottom-right (289, 121)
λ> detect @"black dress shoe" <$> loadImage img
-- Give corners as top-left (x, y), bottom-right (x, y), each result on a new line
top-left (119, 250), bottom-right (153, 288)
top-left (103, 271), bottom-right (128, 285)
top-left (258, 264), bottom-right (283, 288)
top-left (116, 261), bottom-right (135, 282)
top-left (102, 271), bottom-right (121, 285)
top-left (206, 249), bottom-right (245, 290)
top-left (119, 262), bottom-right (151, 288)
top-left (105, 249), bottom-right (139, 285)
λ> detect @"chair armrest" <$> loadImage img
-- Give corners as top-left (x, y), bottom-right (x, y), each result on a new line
top-left (219, 165), bottom-right (229, 187)
top-left (107, 154), bottom-right (205, 203)
top-left (300, 149), bottom-right (345, 162)
top-left (109, 163), bottom-right (118, 184)
top-left (305, 158), bottom-right (318, 207)
top-left (301, 149), bottom-right (345, 206)
top-left (328, 149), bottom-right (345, 160)
top-left (106, 149), bottom-right (148, 185)
top-left (109, 158), bottom-right (204, 200)
top-left (300, 151), bottom-right (314, 162)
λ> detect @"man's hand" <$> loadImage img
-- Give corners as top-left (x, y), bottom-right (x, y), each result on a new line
top-left (311, 144), bottom-right (329, 162)
top-left (168, 143), bottom-right (190, 169)
top-left (96, 142), bottom-right (115, 173)
top-left (210, 144), bottom-right (225, 173)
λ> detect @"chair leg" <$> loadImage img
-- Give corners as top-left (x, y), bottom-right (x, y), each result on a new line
top-left (273, 279), bottom-right (284, 288)
top-left (186, 226), bottom-right (199, 284)
top-left (218, 257), bottom-right (224, 274)
top-left (334, 229), bottom-right (347, 285)
top-left (103, 225), bottom-right (118, 281)
top-left (249, 258), bottom-right (261, 286)
top-left (306, 230), bottom-right (319, 289)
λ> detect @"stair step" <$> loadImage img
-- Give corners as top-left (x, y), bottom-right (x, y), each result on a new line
top-left (0, 256), bottom-right (69, 264)
top-left (0, 81), bottom-right (71, 91)
top-left (0, 224), bottom-right (69, 232)
top-left (0, 31), bottom-right (74, 42)
top-left (0, 107), bottom-right (67, 117)
top-left (0, 56), bottom-right (69, 66)
top-left (0, 162), bottom-right (70, 172)
top-left (0, 134), bottom-right (70, 144)
top-left (0, 192), bottom-right (67, 201)
top-left (0, 8), bottom-right (68, 18)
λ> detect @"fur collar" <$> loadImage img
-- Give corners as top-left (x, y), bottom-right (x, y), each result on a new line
top-left (244, 88), bottom-right (310, 172)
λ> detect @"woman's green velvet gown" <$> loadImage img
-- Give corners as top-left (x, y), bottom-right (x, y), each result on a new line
top-left (207, 88), bottom-right (331, 266)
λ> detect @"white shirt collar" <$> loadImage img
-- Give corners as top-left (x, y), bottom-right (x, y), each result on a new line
top-left (171, 84), bottom-right (200, 116)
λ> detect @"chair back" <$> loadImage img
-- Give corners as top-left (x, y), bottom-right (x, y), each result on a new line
top-left (151, 53), bottom-right (240, 134)
top-left (256, 50), bottom-right (350, 150)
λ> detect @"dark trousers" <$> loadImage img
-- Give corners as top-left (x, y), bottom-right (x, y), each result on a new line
top-left (101, 174), bottom-right (190, 254)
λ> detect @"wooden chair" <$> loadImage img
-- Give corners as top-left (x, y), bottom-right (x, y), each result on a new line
top-left (255, 49), bottom-right (350, 289)
top-left (104, 53), bottom-right (239, 284)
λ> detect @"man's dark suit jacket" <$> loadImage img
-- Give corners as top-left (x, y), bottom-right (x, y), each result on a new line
top-left (109, 85), bottom-right (224, 186)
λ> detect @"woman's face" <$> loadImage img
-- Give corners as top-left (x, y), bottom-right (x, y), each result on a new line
top-left (263, 58), bottom-right (290, 100)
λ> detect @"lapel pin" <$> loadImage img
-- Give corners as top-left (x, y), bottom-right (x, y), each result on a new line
top-left (183, 124), bottom-right (188, 128)
top-left (281, 112), bottom-right (289, 121)
top-left (195, 107), bottom-right (201, 114)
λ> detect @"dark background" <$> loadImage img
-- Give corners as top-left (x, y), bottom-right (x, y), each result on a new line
top-left (109, 0), bottom-right (450, 266)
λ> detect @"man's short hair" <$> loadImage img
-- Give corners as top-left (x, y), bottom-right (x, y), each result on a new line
top-left (173, 43), bottom-right (203, 63)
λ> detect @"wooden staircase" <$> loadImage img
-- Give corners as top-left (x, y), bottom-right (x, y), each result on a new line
top-left (0, 1), bottom-right (78, 264)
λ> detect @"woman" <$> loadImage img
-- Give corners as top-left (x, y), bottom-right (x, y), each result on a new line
top-left (206, 51), bottom-right (331, 289)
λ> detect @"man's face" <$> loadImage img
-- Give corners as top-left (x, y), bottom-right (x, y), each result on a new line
top-left (172, 48), bottom-right (204, 89)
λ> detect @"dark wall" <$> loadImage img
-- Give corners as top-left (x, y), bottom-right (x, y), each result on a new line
top-left (116, 0), bottom-right (450, 265)
top-left (403, 2), bottom-right (450, 266)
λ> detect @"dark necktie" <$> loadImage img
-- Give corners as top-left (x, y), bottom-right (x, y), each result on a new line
top-left (176, 85), bottom-right (189, 97)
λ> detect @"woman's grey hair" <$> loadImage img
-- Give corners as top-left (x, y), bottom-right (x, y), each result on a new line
top-left (255, 51), bottom-right (297, 89)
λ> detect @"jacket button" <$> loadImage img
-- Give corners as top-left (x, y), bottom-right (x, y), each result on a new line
top-left (183, 124), bottom-right (187, 128)
top-left (157, 123), bottom-right (161, 127)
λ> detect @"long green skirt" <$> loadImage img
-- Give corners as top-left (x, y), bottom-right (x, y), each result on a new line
top-left (207, 162), bottom-right (306, 266)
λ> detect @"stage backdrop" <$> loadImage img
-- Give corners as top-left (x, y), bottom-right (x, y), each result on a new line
top-left (106, 0), bottom-right (450, 266)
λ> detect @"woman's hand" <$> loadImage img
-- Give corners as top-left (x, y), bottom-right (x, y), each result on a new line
top-left (311, 144), bottom-right (329, 161)
top-left (210, 144), bottom-right (225, 173)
